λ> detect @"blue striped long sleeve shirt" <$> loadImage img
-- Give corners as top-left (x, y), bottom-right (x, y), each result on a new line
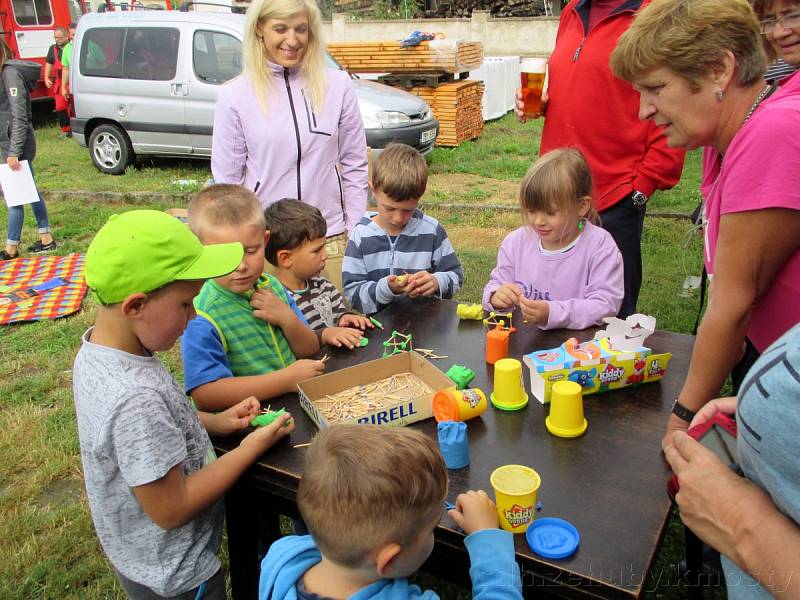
top-left (342, 210), bottom-right (464, 314)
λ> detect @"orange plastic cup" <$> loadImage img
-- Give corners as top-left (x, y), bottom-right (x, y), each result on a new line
top-left (433, 388), bottom-right (488, 422)
top-left (486, 327), bottom-right (511, 364)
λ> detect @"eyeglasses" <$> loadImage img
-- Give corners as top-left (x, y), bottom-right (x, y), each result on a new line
top-left (760, 10), bottom-right (800, 34)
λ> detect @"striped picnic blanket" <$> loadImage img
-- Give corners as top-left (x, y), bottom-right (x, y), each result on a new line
top-left (0, 254), bottom-right (87, 325)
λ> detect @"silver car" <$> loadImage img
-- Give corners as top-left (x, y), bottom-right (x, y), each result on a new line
top-left (70, 11), bottom-right (438, 174)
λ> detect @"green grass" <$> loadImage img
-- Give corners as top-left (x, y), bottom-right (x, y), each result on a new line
top-left (0, 110), bottom-right (716, 599)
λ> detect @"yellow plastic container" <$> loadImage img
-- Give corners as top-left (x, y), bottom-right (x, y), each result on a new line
top-left (490, 465), bottom-right (541, 533)
top-left (546, 380), bottom-right (588, 438)
top-left (490, 358), bottom-right (529, 411)
top-left (433, 388), bottom-right (488, 422)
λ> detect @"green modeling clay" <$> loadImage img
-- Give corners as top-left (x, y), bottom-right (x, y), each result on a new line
top-left (251, 408), bottom-right (288, 428)
top-left (359, 337), bottom-right (369, 347)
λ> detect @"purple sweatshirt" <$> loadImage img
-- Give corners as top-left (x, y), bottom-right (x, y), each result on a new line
top-left (211, 64), bottom-right (368, 237)
top-left (482, 222), bottom-right (623, 330)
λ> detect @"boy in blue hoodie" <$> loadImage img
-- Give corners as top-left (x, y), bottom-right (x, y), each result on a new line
top-left (259, 424), bottom-right (523, 600)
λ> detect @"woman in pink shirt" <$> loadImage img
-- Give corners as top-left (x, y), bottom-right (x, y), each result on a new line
top-left (611, 0), bottom-right (800, 448)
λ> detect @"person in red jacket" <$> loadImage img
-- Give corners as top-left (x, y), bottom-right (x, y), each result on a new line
top-left (516, 0), bottom-right (686, 318)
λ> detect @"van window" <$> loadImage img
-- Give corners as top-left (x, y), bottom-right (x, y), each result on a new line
top-left (81, 28), bottom-right (122, 77)
top-left (123, 27), bottom-right (179, 80)
top-left (193, 30), bottom-right (241, 84)
top-left (11, 0), bottom-right (54, 26)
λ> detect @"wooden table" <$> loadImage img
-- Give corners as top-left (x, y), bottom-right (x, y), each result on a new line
top-left (214, 297), bottom-right (694, 599)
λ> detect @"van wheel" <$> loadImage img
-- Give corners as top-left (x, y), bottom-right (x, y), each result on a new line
top-left (89, 124), bottom-right (134, 175)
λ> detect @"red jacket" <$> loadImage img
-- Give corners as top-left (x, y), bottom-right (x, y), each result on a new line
top-left (540, 0), bottom-right (685, 212)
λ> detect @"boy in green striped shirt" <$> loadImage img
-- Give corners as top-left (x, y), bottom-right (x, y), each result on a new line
top-left (180, 184), bottom-right (325, 411)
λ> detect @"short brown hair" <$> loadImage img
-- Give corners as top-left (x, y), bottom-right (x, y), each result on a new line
top-left (371, 143), bottom-right (428, 202)
top-left (298, 424), bottom-right (447, 567)
top-left (187, 184), bottom-right (265, 240)
top-left (519, 148), bottom-right (599, 224)
top-left (263, 198), bottom-right (327, 266)
top-left (611, 0), bottom-right (766, 91)
top-left (752, 0), bottom-right (800, 60)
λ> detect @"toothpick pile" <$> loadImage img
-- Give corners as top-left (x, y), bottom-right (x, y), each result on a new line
top-left (314, 372), bottom-right (434, 422)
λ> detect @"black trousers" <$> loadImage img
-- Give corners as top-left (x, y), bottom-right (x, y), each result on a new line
top-left (600, 192), bottom-right (646, 319)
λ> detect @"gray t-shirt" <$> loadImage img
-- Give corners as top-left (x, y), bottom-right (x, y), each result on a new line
top-left (722, 323), bottom-right (800, 599)
top-left (72, 328), bottom-right (223, 596)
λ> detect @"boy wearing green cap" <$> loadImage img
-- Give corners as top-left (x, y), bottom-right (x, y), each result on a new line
top-left (74, 210), bottom-right (296, 599)
top-left (180, 184), bottom-right (324, 412)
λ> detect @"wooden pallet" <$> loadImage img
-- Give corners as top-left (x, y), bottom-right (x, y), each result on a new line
top-left (377, 72), bottom-right (456, 89)
top-left (328, 40), bottom-right (483, 74)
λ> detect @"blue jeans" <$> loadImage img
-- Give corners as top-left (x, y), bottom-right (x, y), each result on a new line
top-left (5, 164), bottom-right (51, 246)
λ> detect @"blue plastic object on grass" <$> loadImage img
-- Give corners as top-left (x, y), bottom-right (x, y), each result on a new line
top-left (526, 517), bottom-right (580, 559)
top-left (437, 421), bottom-right (469, 469)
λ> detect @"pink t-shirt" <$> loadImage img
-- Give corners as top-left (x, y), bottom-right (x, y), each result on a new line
top-left (700, 72), bottom-right (800, 352)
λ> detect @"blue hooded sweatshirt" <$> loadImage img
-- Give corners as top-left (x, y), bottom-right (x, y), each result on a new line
top-left (259, 531), bottom-right (523, 600)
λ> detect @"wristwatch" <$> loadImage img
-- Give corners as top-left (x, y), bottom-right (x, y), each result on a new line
top-left (671, 398), bottom-right (696, 423)
top-left (631, 190), bottom-right (649, 206)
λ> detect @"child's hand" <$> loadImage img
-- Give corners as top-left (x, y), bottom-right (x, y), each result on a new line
top-left (406, 271), bottom-right (439, 298)
top-left (321, 326), bottom-right (364, 349)
top-left (240, 411), bottom-right (295, 453)
top-left (338, 313), bottom-right (373, 330)
top-left (448, 490), bottom-right (500, 535)
top-left (520, 297), bottom-right (549, 325)
top-left (213, 396), bottom-right (262, 435)
top-left (491, 284), bottom-right (523, 309)
top-left (286, 358), bottom-right (326, 384)
top-left (250, 288), bottom-right (293, 327)
top-left (387, 274), bottom-right (413, 294)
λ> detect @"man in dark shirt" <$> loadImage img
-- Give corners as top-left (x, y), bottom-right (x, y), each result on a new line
top-left (44, 26), bottom-right (70, 137)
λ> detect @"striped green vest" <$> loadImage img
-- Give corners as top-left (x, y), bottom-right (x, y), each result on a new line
top-left (194, 274), bottom-right (296, 376)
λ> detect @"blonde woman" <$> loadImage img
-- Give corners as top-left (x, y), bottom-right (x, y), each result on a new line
top-left (211, 0), bottom-right (367, 291)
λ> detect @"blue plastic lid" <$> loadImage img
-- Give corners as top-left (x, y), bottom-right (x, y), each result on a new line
top-left (526, 517), bottom-right (580, 559)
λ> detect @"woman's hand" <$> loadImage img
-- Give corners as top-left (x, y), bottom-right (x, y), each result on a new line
top-left (6, 156), bottom-right (20, 171)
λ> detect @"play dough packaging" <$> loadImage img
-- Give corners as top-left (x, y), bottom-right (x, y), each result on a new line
top-left (523, 314), bottom-right (672, 404)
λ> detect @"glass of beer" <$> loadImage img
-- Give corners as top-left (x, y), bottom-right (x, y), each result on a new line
top-left (520, 58), bottom-right (547, 118)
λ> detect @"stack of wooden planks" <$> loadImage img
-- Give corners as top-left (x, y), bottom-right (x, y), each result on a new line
top-left (327, 40), bottom-right (484, 74)
top-left (409, 80), bottom-right (485, 147)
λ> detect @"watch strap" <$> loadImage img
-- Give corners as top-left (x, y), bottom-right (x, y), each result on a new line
top-left (671, 398), bottom-right (696, 423)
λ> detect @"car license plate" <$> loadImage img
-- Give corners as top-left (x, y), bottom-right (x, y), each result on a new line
top-left (420, 128), bottom-right (436, 144)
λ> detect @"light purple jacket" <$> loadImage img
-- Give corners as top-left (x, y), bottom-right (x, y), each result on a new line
top-left (482, 222), bottom-right (624, 330)
top-left (212, 64), bottom-right (368, 237)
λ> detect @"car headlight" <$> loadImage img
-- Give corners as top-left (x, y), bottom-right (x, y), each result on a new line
top-left (375, 111), bottom-right (412, 126)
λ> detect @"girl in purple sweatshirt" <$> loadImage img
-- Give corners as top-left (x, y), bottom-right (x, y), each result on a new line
top-left (483, 148), bottom-right (624, 330)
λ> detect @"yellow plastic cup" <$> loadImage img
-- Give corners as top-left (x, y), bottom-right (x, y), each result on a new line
top-left (490, 465), bottom-right (541, 533)
top-left (546, 380), bottom-right (588, 438)
top-left (433, 388), bottom-right (488, 422)
top-left (490, 358), bottom-right (529, 411)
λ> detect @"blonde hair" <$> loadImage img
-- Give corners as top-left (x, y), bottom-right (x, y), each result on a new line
top-left (371, 143), bottom-right (428, 202)
top-left (243, 0), bottom-right (327, 115)
top-left (188, 184), bottom-right (266, 240)
top-left (520, 148), bottom-right (599, 224)
top-left (611, 0), bottom-right (766, 91)
top-left (298, 424), bottom-right (447, 568)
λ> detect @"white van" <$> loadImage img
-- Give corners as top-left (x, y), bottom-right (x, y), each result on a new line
top-left (70, 10), bottom-right (439, 174)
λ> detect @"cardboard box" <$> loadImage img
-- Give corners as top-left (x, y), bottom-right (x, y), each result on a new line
top-left (523, 315), bottom-right (672, 404)
top-left (298, 351), bottom-right (454, 428)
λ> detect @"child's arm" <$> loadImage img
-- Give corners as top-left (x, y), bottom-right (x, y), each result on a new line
top-left (191, 360), bottom-right (326, 410)
top-left (482, 233), bottom-right (522, 310)
top-left (343, 235), bottom-right (396, 315)
top-left (448, 491), bottom-right (523, 600)
top-left (535, 237), bottom-right (624, 330)
top-left (250, 288), bottom-right (320, 358)
top-left (133, 411), bottom-right (295, 530)
top-left (321, 326), bottom-right (364, 349)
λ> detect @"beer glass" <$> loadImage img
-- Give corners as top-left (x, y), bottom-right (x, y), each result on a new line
top-left (520, 58), bottom-right (547, 118)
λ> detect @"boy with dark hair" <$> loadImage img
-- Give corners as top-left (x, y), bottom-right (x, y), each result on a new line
top-left (181, 184), bottom-right (324, 411)
top-left (74, 210), bottom-right (295, 599)
top-left (259, 424), bottom-right (523, 599)
top-left (265, 198), bottom-right (373, 349)
top-left (343, 143), bottom-right (464, 315)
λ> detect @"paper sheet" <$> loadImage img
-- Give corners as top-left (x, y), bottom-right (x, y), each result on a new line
top-left (0, 160), bottom-right (39, 207)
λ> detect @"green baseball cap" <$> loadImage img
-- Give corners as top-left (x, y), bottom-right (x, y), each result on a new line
top-left (86, 210), bottom-right (244, 305)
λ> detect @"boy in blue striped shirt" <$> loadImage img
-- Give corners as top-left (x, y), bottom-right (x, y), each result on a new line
top-left (343, 143), bottom-right (464, 314)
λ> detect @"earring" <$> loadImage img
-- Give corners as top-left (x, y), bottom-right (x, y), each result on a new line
top-left (715, 89), bottom-right (724, 102)
top-left (578, 219), bottom-right (585, 232)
